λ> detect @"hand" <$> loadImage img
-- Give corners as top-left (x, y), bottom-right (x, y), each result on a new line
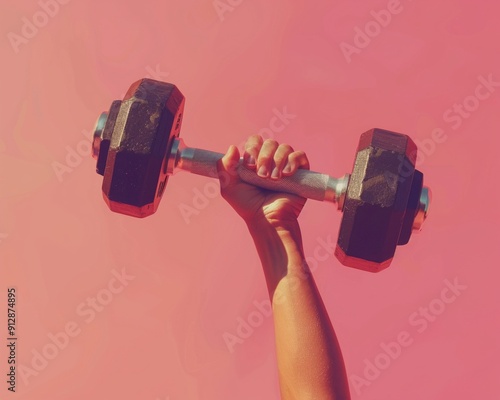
top-left (216, 135), bottom-right (310, 226)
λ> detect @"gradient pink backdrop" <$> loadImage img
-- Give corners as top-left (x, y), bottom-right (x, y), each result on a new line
top-left (1, 0), bottom-right (499, 399)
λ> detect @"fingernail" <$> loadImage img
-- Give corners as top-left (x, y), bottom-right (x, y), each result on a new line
top-left (257, 165), bottom-right (268, 177)
top-left (271, 167), bottom-right (280, 179)
top-left (283, 163), bottom-right (292, 173)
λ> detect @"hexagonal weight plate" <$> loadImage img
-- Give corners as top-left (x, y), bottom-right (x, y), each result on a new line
top-left (335, 128), bottom-right (417, 272)
top-left (101, 79), bottom-right (185, 218)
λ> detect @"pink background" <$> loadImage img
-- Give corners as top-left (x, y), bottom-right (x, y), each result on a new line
top-left (1, 0), bottom-right (499, 399)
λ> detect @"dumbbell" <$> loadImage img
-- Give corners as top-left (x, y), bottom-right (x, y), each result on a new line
top-left (92, 78), bottom-right (431, 272)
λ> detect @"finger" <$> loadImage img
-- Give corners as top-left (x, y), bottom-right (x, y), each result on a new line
top-left (282, 151), bottom-right (310, 176)
top-left (256, 139), bottom-right (279, 178)
top-left (216, 145), bottom-right (240, 188)
top-left (271, 144), bottom-right (294, 180)
top-left (243, 135), bottom-right (263, 169)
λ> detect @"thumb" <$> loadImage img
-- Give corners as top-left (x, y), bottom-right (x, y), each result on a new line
top-left (217, 145), bottom-right (240, 188)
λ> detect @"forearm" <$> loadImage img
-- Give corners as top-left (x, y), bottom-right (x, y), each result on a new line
top-left (247, 219), bottom-right (350, 400)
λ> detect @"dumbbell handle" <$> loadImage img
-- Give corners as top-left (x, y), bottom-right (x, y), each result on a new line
top-left (168, 138), bottom-right (349, 209)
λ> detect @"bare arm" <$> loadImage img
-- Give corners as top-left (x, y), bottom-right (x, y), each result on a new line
top-left (247, 219), bottom-right (350, 400)
top-left (218, 136), bottom-right (350, 399)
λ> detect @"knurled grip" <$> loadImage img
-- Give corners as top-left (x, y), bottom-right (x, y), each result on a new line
top-left (237, 167), bottom-right (337, 202)
top-left (177, 147), bottom-right (346, 204)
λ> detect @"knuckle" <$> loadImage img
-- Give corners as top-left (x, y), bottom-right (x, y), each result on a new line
top-left (280, 143), bottom-right (294, 152)
top-left (245, 135), bottom-right (263, 148)
top-left (244, 143), bottom-right (259, 154)
top-left (290, 150), bottom-right (305, 161)
top-left (251, 134), bottom-right (264, 144)
top-left (263, 139), bottom-right (279, 148)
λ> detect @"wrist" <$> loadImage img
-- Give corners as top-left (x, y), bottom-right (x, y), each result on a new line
top-left (246, 218), bottom-right (304, 257)
top-left (245, 218), bottom-right (306, 288)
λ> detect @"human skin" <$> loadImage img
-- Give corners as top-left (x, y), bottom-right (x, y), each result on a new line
top-left (217, 135), bottom-right (351, 400)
